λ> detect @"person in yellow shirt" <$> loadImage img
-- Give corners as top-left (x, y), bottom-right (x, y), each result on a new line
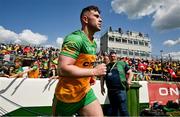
top-left (28, 61), bottom-right (40, 78)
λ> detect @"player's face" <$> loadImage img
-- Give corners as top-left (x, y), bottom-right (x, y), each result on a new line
top-left (87, 10), bottom-right (102, 32)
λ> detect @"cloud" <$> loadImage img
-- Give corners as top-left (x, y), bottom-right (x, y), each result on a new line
top-left (19, 29), bottom-right (47, 45)
top-left (111, 0), bottom-right (161, 19)
top-left (0, 26), bottom-right (18, 42)
top-left (152, 0), bottom-right (180, 30)
top-left (111, 0), bottom-right (180, 30)
top-left (56, 37), bottom-right (64, 48)
top-left (0, 26), bottom-right (48, 45)
top-left (44, 44), bottom-right (56, 48)
top-left (163, 38), bottom-right (180, 47)
top-left (14, 39), bottom-right (22, 44)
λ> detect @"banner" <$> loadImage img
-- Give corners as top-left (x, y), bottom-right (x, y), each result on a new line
top-left (148, 82), bottom-right (179, 106)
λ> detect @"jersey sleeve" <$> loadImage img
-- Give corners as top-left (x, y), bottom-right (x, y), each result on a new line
top-left (60, 34), bottom-right (82, 59)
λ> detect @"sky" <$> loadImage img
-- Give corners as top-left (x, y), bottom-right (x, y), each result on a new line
top-left (0, 0), bottom-right (180, 59)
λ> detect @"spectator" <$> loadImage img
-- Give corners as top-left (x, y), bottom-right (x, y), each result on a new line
top-left (8, 65), bottom-right (15, 76)
top-left (49, 64), bottom-right (57, 77)
top-left (101, 51), bottom-right (133, 116)
top-left (103, 53), bottom-right (110, 65)
top-left (10, 57), bottom-right (24, 78)
top-left (0, 65), bottom-right (9, 77)
top-left (28, 60), bottom-right (40, 78)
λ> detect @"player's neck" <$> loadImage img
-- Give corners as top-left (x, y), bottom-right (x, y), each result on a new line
top-left (82, 27), bottom-right (94, 41)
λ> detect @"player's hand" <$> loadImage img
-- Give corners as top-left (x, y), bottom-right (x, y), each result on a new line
top-left (93, 63), bottom-right (106, 76)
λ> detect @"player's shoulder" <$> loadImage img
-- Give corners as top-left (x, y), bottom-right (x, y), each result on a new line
top-left (65, 30), bottom-right (83, 42)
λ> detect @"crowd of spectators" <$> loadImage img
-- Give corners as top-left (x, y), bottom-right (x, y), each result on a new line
top-left (0, 43), bottom-right (180, 82)
top-left (0, 43), bottom-right (59, 78)
top-left (97, 53), bottom-right (180, 82)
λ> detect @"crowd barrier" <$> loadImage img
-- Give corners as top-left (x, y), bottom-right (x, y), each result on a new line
top-left (0, 77), bottom-right (179, 116)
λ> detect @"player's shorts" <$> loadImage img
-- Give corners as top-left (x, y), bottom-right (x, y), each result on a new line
top-left (52, 88), bottom-right (97, 116)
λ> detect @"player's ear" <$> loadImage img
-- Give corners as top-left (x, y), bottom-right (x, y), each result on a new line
top-left (82, 15), bottom-right (88, 24)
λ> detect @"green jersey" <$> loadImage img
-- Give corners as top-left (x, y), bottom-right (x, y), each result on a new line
top-left (55, 30), bottom-right (97, 103)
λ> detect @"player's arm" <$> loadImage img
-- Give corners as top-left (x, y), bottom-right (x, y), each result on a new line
top-left (58, 55), bottom-right (106, 78)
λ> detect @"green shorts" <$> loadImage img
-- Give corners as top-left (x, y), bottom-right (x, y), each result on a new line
top-left (52, 88), bottom-right (97, 116)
